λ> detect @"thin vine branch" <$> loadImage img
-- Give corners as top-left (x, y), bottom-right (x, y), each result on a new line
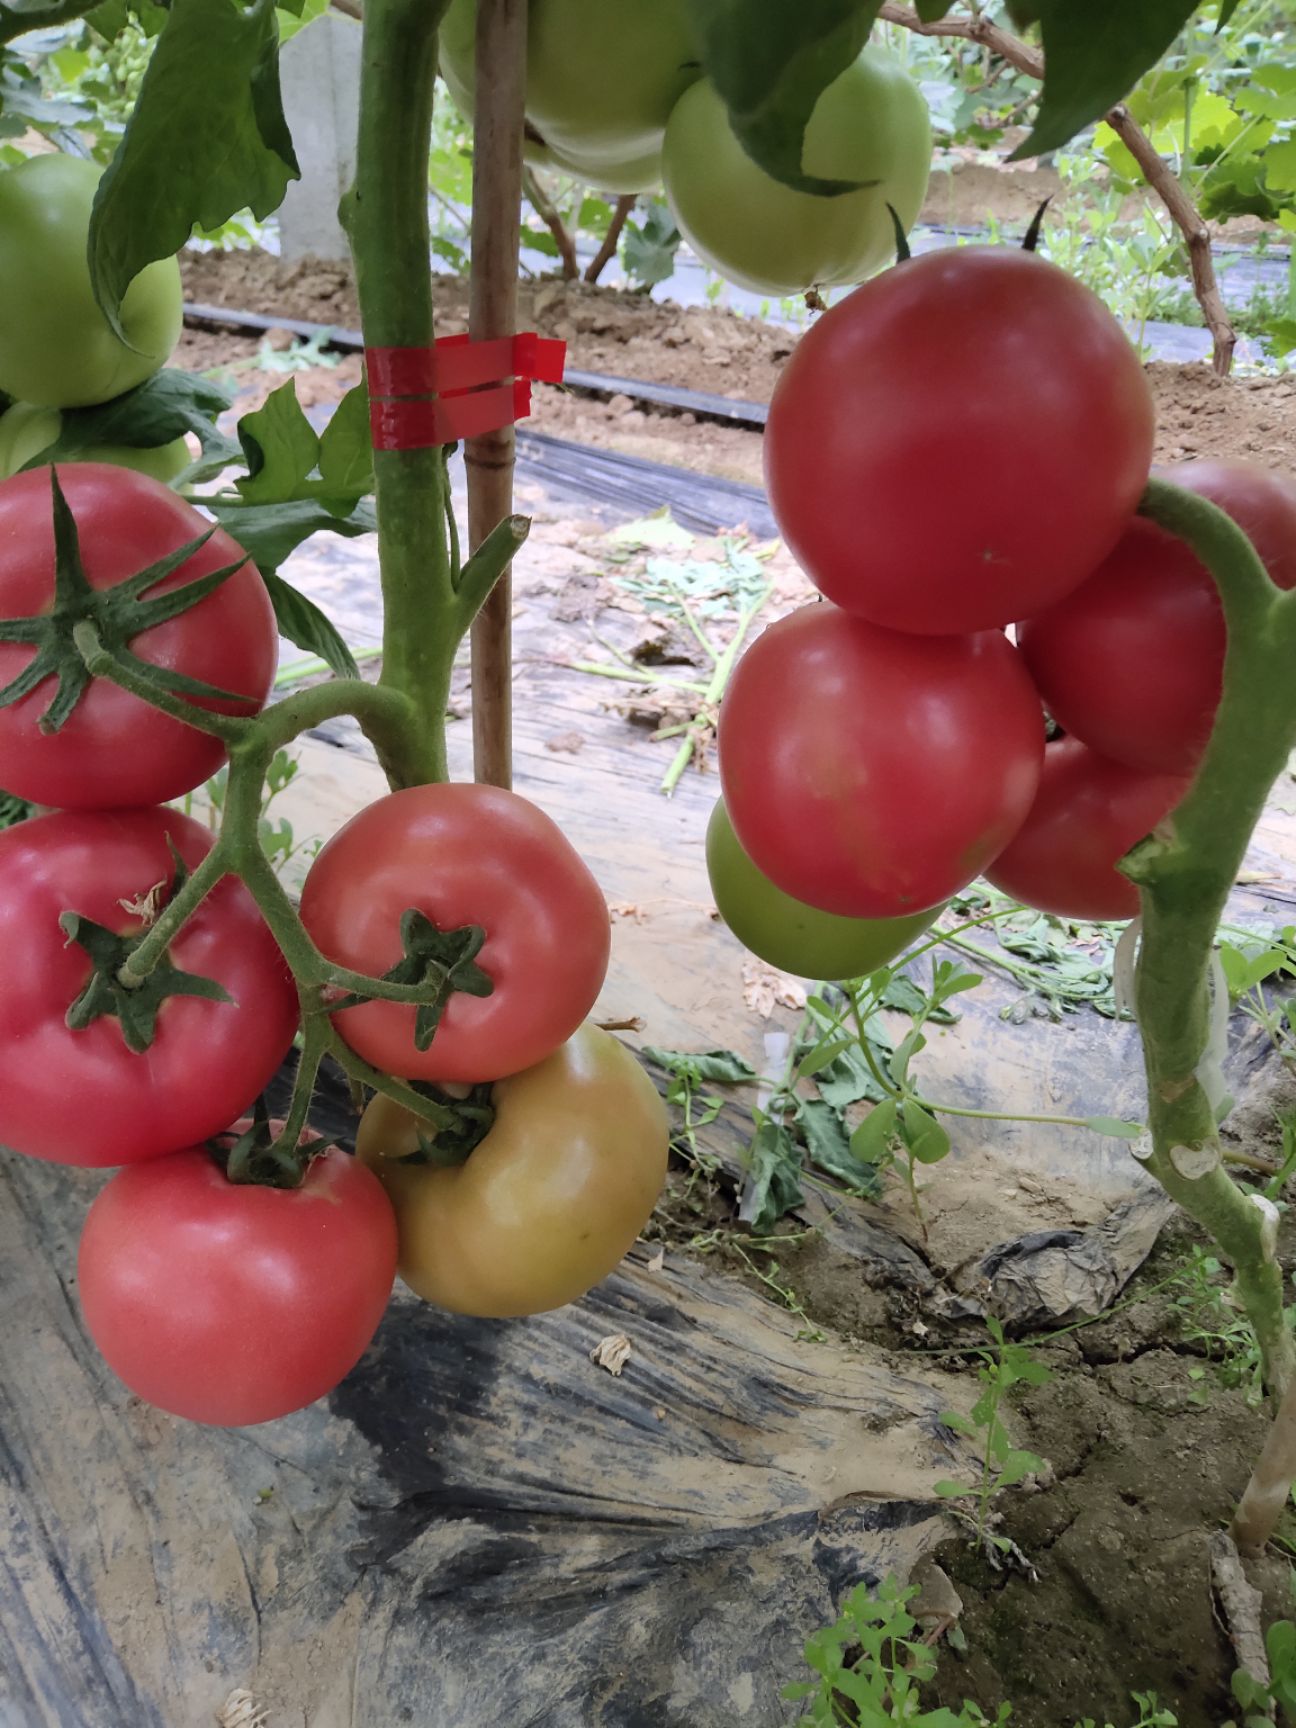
top-left (523, 166), bottom-right (580, 280)
top-left (877, 2), bottom-right (1238, 374)
top-left (586, 194), bottom-right (636, 284)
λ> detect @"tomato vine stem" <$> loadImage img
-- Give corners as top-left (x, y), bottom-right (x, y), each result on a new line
top-left (1128, 478), bottom-right (1296, 1422)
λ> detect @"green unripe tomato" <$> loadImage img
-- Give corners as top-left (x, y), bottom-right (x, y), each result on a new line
top-left (662, 50), bottom-right (931, 296)
top-left (706, 799), bottom-right (940, 981)
top-left (0, 155), bottom-right (183, 409)
top-left (0, 402), bottom-right (189, 484)
top-left (439, 0), bottom-right (696, 191)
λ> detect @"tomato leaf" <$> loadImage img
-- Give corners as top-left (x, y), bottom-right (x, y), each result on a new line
top-left (690, 0), bottom-right (880, 192)
top-left (1084, 1115), bottom-right (1146, 1139)
top-left (24, 369), bottom-right (238, 471)
top-left (261, 573), bottom-right (359, 681)
top-left (317, 385), bottom-right (375, 504)
top-left (899, 1099), bottom-right (951, 1165)
top-left (1012, 1), bottom-right (1201, 161)
top-left (236, 382), bottom-right (325, 505)
top-left (1216, 0), bottom-right (1243, 25)
top-left (643, 1047), bottom-right (757, 1085)
top-left (88, 0), bottom-right (298, 338)
top-left (738, 1117), bottom-right (804, 1232)
top-left (798, 1097), bottom-right (882, 1196)
top-left (914, 0), bottom-right (957, 17)
top-left (204, 497), bottom-right (378, 576)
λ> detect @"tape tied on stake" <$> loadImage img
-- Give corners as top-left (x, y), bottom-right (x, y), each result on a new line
top-left (365, 332), bottom-right (567, 450)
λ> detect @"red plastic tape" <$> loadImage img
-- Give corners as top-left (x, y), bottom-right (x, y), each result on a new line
top-left (370, 378), bottom-right (533, 450)
top-left (365, 334), bottom-right (567, 402)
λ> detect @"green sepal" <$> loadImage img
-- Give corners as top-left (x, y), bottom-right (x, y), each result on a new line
top-left (0, 469), bottom-right (252, 734)
top-left (214, 1097), bottom-right (320, 1191)
top-left (396, 1080), bottom-right (497, 1167)
top-left (61, 909), bottom-right (233, 1055)
top-left (330, 909), bottom-right (494, 1052)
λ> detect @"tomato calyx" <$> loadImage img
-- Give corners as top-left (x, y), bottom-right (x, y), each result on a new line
top-left (211, 1099), bottom-right (327, 1190)
top-left (0, 468), bottom-right (250, 734)
top-left (329, 908), bottom-right (494, 1052)
top-left (61, 845), bottom-right (233, 1053)
top-left (393, 1080), bottom-right (497, 1168)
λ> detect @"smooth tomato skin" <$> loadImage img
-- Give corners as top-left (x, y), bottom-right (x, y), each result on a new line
top-left (0, 402), bottom-right (189, 484)
top-left (718, 603), bottom-right (1045, 918)
top-left (0, 155), bottom-right (182, 409)
top-left (1018, 460), bottom-right (1296, 776)
top-left (706, 799), bottom-right (940, 979)
top-left (0, 465), bottom-right (276, 808)
top-left (440, 0), bottom-right (696, 190)
top-left (78, 1145), bottom-right (398, 1425)
top-left (985, 737), bottom-right (1191, 921)
top-left (300, 784), bottom-right (611, 1084)
top-left (663, 51), bottom-right (930, 296)
top-left (764, 249), bottom-right (1155, 635)
top-left (356, 1023), bottom-right (667, 1318)
top-left (0, 808), bottom-right (300, 1167)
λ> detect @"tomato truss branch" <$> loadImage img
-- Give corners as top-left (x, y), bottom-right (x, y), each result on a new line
top-left (876, 3), bottom-right (1238, 375)
top-left (586, 195), bottom-right (637, 285)
top-left (523, 167), bottom-right (580, 280)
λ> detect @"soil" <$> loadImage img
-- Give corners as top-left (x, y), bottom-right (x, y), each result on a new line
top-left (177, 250), bottom-right (1296, 488)
top-left (170, 244), bottom-right (1296, 1728)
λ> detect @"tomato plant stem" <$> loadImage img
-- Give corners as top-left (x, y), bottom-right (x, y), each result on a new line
top-left (1129, 479), bottom-right (1296, 1420)
top-left (341, 0), bottom-right (459, 788)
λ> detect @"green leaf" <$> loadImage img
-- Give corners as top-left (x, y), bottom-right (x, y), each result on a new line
top-left (1084, 1116), bottom-right (1146, 1139)
top-left (1216, 0), bottom-right (1243, 26)
top-left (30, 368), bottom-right (237, 467)
top-left (237, 381), bottom-right (323, 504)
top-left (317, 384), bottom-right (375, 503)
top-left (1266, 1617), bottom-right (1296, 1708)
top-left (899, 1099), bottom-right (950, 1165)
top-left (205, 497), bottom-right (377, 575)
top-left (849, 1097), bottom-right (898, 1165)
top-left (995, 1447), bottom-right (1045, 1488)
top-left (644, 1047), bottom-right (756, 1084)
top-left (799, 1098), bottom-right (882, 1196)
top-left (1012, 1), bottom-right (1201, 162)
top-left (622, 202), bottom-right (681, 288)
top-left (817, 1042), bottom-right (889, 1110)
top-left (690, 0), bottom-right (879, 192)
top-left (89, 0), bottom-right (298, 336)
top-left (261, 573), bottom-right (358, 681)
top-left (914, 0), bottom-right (957, 16)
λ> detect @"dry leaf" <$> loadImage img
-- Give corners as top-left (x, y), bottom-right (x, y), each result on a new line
top-left (118, 878), bottom-right (168, 924)
top-left (609, 899), bottom-right (647, 923)
top-left (591, 1333), bottom-right (633, 1376)
top-left (596, 1015), bottom-right (646, 1034)
top-left (545, 730), bottom-right (585, 754)
top-left (646, 1247), bottom-right (665, 1273)
top-left (742, 959), bottom-right (807, 1018)
top-left (217, 1690), bottom-right (269, 1728)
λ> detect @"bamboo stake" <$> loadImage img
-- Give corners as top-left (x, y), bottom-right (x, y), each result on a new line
top-left (468, 0), bottom-right (527, 788)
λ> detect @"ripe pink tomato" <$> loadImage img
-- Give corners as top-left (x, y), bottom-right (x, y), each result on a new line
top-left (0, 464), bottom-right (275, 808)
top-left (78, 1143), bottom-right (397, 1425)
top-left (1019, 460), bottom-right (1296, 775)
top-left (299, 783), bottom-right (611, 1084)
top-left (985, 737), bottom-right (1191, 921)
top-left (763, 248), bottom-right (1155, 636)
top-left (718, 602), bottom-right (1045, 917)
top-left (0, 807), bottom-right (299, 1166)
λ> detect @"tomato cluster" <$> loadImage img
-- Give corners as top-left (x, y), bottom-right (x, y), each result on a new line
top-left (710, 246), bottom-right (1290, 973)
top-left (0, 484), bottom-right (667, 1417)
top-left (440, 1), bottom-right (931, 297)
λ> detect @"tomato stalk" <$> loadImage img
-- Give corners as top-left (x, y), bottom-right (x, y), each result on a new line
top-left (1122, 479), bottom-right (1296, 1542)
